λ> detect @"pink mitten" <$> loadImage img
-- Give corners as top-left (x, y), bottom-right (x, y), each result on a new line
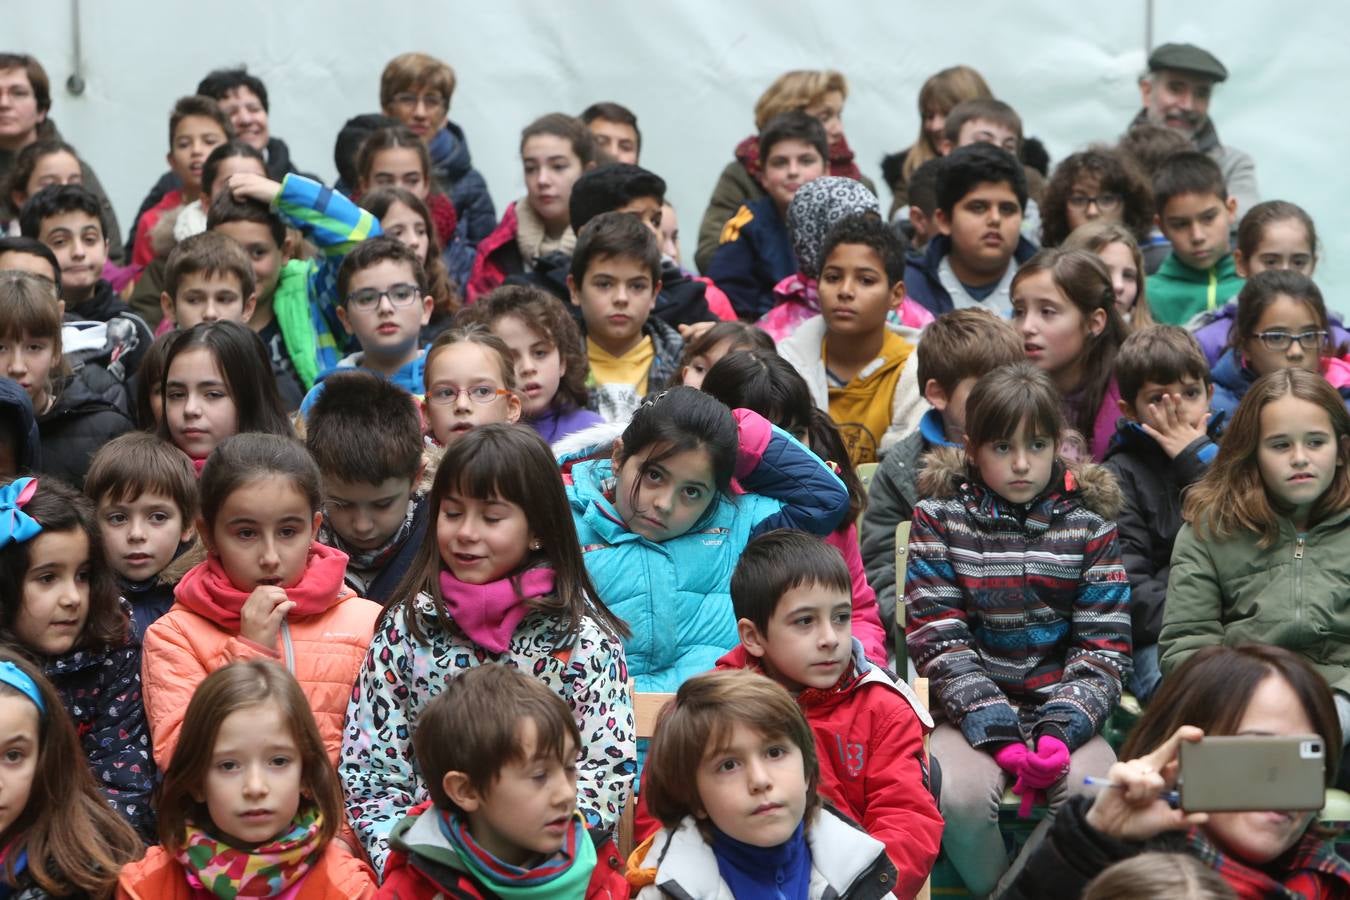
top-left (992, 741), bottom-right (1029, 777)
top-left (1010, 777), bottom-right (1047, 818)
top-left (1020, 735), bottom-right (1071, 789)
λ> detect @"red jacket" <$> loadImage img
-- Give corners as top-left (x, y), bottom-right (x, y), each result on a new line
top-left (377, 801), bottom-right (629, 900)
top-left (466, 202), bottom-right (520, 302)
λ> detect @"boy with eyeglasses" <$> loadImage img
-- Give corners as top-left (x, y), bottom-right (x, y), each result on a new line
top-left (1145, 151), bottom-right (1243, 325)
top-left (299, 237), bottom-right (433, 416)
top-left (379, 52), bottom-right (497, 246)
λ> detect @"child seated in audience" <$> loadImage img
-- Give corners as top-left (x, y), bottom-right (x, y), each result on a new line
top-left (1209, 271), bottom-right (1344, 418)
top-left (158, 230), bottom-right (257, 332)
top-left (0, 648), bottom-right (142, 897)
top-left (780, 215), bottom-right (915, 466)
top-left (1145, 151), bottom-right (1242, 325)
top-left (629, 668), bottom-right (899, 898)
top-left (4, 138), bottom-right (83, 232)
top-left (907, 362), bottom-right (1130, 896)
top-left (707, 112), bottom-right (828, 320)
top-left (881, 64), bottom-right (992, 215)
top-left (0, 476), bottom-right (156, 838)
top-left (1102, 326), bottom-right (1218, 703)
top-left (720, 529), bottom-right (942, 896)
top-left (19, 184), bottom-right (152, 378)
top-left (85, 432), bottom-right (201, 643)
top-left (1038, 147), bottom-right (1153, 250)
top-left (568, 212), bottom-right (682, 422)
top-left (1063, 221), bottom-right (1155, 327)
top-left (299, 237), bottom-right (432, 415)
top-left (209, 170), bottom-right (382, 404)
top-left (118, 661), bottom-right (376, 898)
top-left (0, 272), bottom-right (134, 488)
top-left (469, 113), bottom-right (594, 300)
top-left (342, 425), bottom-right (633, 874)
top-left (378, 664), bottom-right (629, 899)
top-left (457, 284), bottom-right (603, 443)
top-left (1162, 369), bottom-right (1350, 720)
top-left (358, 187), bottom-right (459, 341)
top-left (1013, 247), bottom-right (1129, 461)
top-left (581, 100), bottom-right (641, 164)
top-left (143, 433), bottom-right (380, 769)
top-left (420, 324), bottom-right (522, 448)
top-left (1192, 200), bottom-right (1326, 365)
top-left (900, 157), bottom-right (943, 250)
top-left (700, 349), bottom-right (887, 662)
top-left (1114, 123), bottom-right (1192, 274)
top-left (569, 162), bottom-right (721, 326)
top-left (860, 308), bottom-right (1023, 631)
top-left (677, 319), bottom-right (773, 390)
top-left (904, 143), bottom-right (1037, 316)
top-left (307, 370), bottom-right (427, 606)
top-left (937, 97), bottom-right (1045, 235)
top-left (696, 69), bottom-right (875, 273)
top-left (131, 96), bottom-right (231, 267)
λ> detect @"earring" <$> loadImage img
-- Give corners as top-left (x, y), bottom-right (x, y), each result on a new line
top-left (530, 540), bottom-right (542, 550)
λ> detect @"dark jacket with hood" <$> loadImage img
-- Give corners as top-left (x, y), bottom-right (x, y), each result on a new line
top-left (36, 365), bottom-right (135, 489)
top-left (429, 121), bottom-right (497, 286)
top-left (0, 379), bottom-right (41, 474)
top-left (705, 196), bottom-right (799, 320)
top-left (63, 279), bottom-right (152, 381)
top-left (1102, 418), bottom-right (1219, 647)
top-left (903, 233), bottom-right (1039, 317)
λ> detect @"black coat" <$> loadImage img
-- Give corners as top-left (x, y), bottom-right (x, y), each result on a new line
top-left (36, 366), bottom-right (135, 489)
top-left (1101, 420), bottom-right (1219, 646)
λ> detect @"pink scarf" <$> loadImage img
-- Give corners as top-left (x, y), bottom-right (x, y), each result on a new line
top-left (438, 567), bottom-right (555, 653)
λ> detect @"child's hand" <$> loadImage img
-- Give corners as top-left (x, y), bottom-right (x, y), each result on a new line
top-left (1141, 394), bottom-right (1210, 459)
top-left (239, 586), bottom-right (295, 649)
top-left (224, 172), bottom-right (283, 205)
top-left (677, 321), bottom-right (717, 342)
top-left (1084, 725), bottom-right (1208, 841)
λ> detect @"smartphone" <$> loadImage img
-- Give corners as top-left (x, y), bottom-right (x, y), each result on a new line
top-left (1179, 735), bottom-right (1325, 812)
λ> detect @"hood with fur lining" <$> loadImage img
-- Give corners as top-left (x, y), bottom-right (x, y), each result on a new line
top-left (916, 445), bottom-right (1123, 520)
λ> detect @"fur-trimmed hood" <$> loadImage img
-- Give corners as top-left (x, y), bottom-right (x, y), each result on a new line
top-left (917, 445), bottom-right (1123, 521)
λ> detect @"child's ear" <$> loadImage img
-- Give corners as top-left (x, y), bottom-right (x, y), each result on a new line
top-left (505, 393), bottom-right (522, 424)
top-left (241, 292), bottom-right (258, 323)
top-left (160, 293), bottom-right (176, 327)
top-left (1087, 307), bottom-right (1107, 338)
top-left (442, 771), bottom-right (483, 812)
top-left (1116, 397), bottom-right (1137, 421)
top-left (420, 293), bottom-right (434, 326)
top-left (334, 304), bottom-right (351, 335)
top-left (1233, 249), bottom-right (1249, 278)
top-left (308, 510), bottom-right (323, 541)
top-left (281, 229), bottom-right (299, 262)
top-left (922, 378), bottom-right (949, 412)
top-left (1205, 382), bottom-right (1215, 403)
top-left (179, 519), bottom-right (197, 545)
top-left (938, 137), bottom-right (954, 156)
top-left (1225, 196), bottom-right (1239, 218)
top-left (610, 438), bottom-right (624, 471)
top-left (888, 279), bottom-right (906, 312)
top-left (737, 618), bottom-right (769, 659)
top-left (934, 207), bottom-right (952, 237)
top-left (567, 274), bottom-right (581, 307)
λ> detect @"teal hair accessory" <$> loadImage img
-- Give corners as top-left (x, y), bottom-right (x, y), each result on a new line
top-left (0, 661), bottom-right (45, 714)
top-left (0, 477), bottom-right (41, 549)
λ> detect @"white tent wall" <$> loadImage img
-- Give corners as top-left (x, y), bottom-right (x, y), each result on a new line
top-left (9, 2), bottom-right (1350, 307)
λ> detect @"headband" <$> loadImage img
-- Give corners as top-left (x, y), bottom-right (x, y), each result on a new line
top-left (0, 477), bottom-right (41, 550)
top-left (0, 661), bottom-right (45, 714)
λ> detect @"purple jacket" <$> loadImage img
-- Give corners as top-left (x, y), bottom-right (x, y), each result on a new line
top-left (530, 404), bottom-right (604, 445)
top-left (1193, 302), bottom-right (1350, 366)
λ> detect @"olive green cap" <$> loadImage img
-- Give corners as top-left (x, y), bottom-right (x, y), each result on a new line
top-left (1148, 43), bottom-right (1228, 82)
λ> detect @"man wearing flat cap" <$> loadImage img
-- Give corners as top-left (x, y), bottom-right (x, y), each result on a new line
top-left (1129, 42), bottom-right (1259, 215)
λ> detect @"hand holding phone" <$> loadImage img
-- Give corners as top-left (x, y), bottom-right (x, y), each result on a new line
top-left (1085, 725), bottom-right (1210, 842)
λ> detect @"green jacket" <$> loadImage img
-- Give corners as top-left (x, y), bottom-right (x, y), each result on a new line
top-left (1146, 252), bottom-right (1243, 326)
top-left (1160, 510), bottom-right (1350, 695)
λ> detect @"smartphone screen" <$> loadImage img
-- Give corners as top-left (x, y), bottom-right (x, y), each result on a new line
top-left (1179, 735), bottom-right (1325, 812)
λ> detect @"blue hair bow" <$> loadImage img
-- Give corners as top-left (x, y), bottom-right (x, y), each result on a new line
top-left (0, 477), bottom-right (41, 550)
top-left (0, 660), bottom-right (44, 714)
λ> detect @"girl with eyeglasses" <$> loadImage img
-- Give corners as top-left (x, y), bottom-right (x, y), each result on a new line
top-left (1039, 147), bottom-right (1154, 250)
top-left (1210, 270), bottom-right (1350, 420)
top-left (420, 324), bottom-right (521, 450)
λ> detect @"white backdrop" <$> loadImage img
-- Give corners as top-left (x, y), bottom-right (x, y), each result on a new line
top-left (8, 2), bottom-right (1350, 306)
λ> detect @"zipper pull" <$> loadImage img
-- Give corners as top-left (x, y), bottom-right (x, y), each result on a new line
top-left (1294, 536), bottom-right (1306, 560)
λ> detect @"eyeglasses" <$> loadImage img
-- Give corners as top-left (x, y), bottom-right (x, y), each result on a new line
top-left (344, 283), bottom-right (421, 311)
top-left (1252, 330), bottom-right (1328, 351)
top-left (392, 92), bottom-right (446, 112)
top-left (1067, 192), bottom-right (1123, 212)
top-left (426, 385), bottom-right (513, 406)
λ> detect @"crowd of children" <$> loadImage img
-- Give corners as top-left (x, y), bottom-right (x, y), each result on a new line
top-left (0, 39), bottom-right (1346, 900)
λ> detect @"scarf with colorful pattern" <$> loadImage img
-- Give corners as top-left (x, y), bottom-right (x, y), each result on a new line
top-left (177, 807), bottom-right (324, 899)
top-left (437, 809), bottom-right (594, 900)
top-left (1187, 827), bottom-right (1350, 900)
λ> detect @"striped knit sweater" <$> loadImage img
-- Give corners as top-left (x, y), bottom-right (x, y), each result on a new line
top-left (905, 446), bottom-right (1132, 751)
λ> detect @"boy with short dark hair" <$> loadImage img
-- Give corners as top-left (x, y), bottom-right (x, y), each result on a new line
top-left (159, 231), bottom-right (257, 330)
top-left (904, 157), bottom-right (943, 250)
top-left (130, 95), bottom-right (232, 266)
top-left (707, 111), bottom-right (828, 319)
top-left (780, 215), bottom-right (914, 467)
top-left (719, 529), bottom-right (941, 898)
top-left (580, 101), bottom-right (641, 165)
top-left (19, 184), bottom-right (152, 379)
top-left (1145, 151), bottom-right (1243, 325)
top-left (939, 98), bottom-right (1023, 157)
top-left (1103, 324), bottom-right (1218, 701)
top-left (567, 211), bottom-right (682, 422)
top-left (903, 143), bottom-right (1038, 317)
top-left (206, 171), bottom-right (381, 409)
top-left (859, 308), bottom-right (1024, 627)
top-left (299, 237), bottom-right (432, 415)
top-left (378, 663), bottom-right (628, 899)
top-left (569, 163), bottom-right (718, 327)
top-left (307, 370), bottom-right (427, 605)
top-left (84, 431), bottom-right (200, 643)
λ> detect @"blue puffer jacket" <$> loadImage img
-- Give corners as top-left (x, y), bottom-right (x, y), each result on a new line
top-left (564, 410), bottom-right (849, 692)
top-left (429, 121), bottom-right (497, 289)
